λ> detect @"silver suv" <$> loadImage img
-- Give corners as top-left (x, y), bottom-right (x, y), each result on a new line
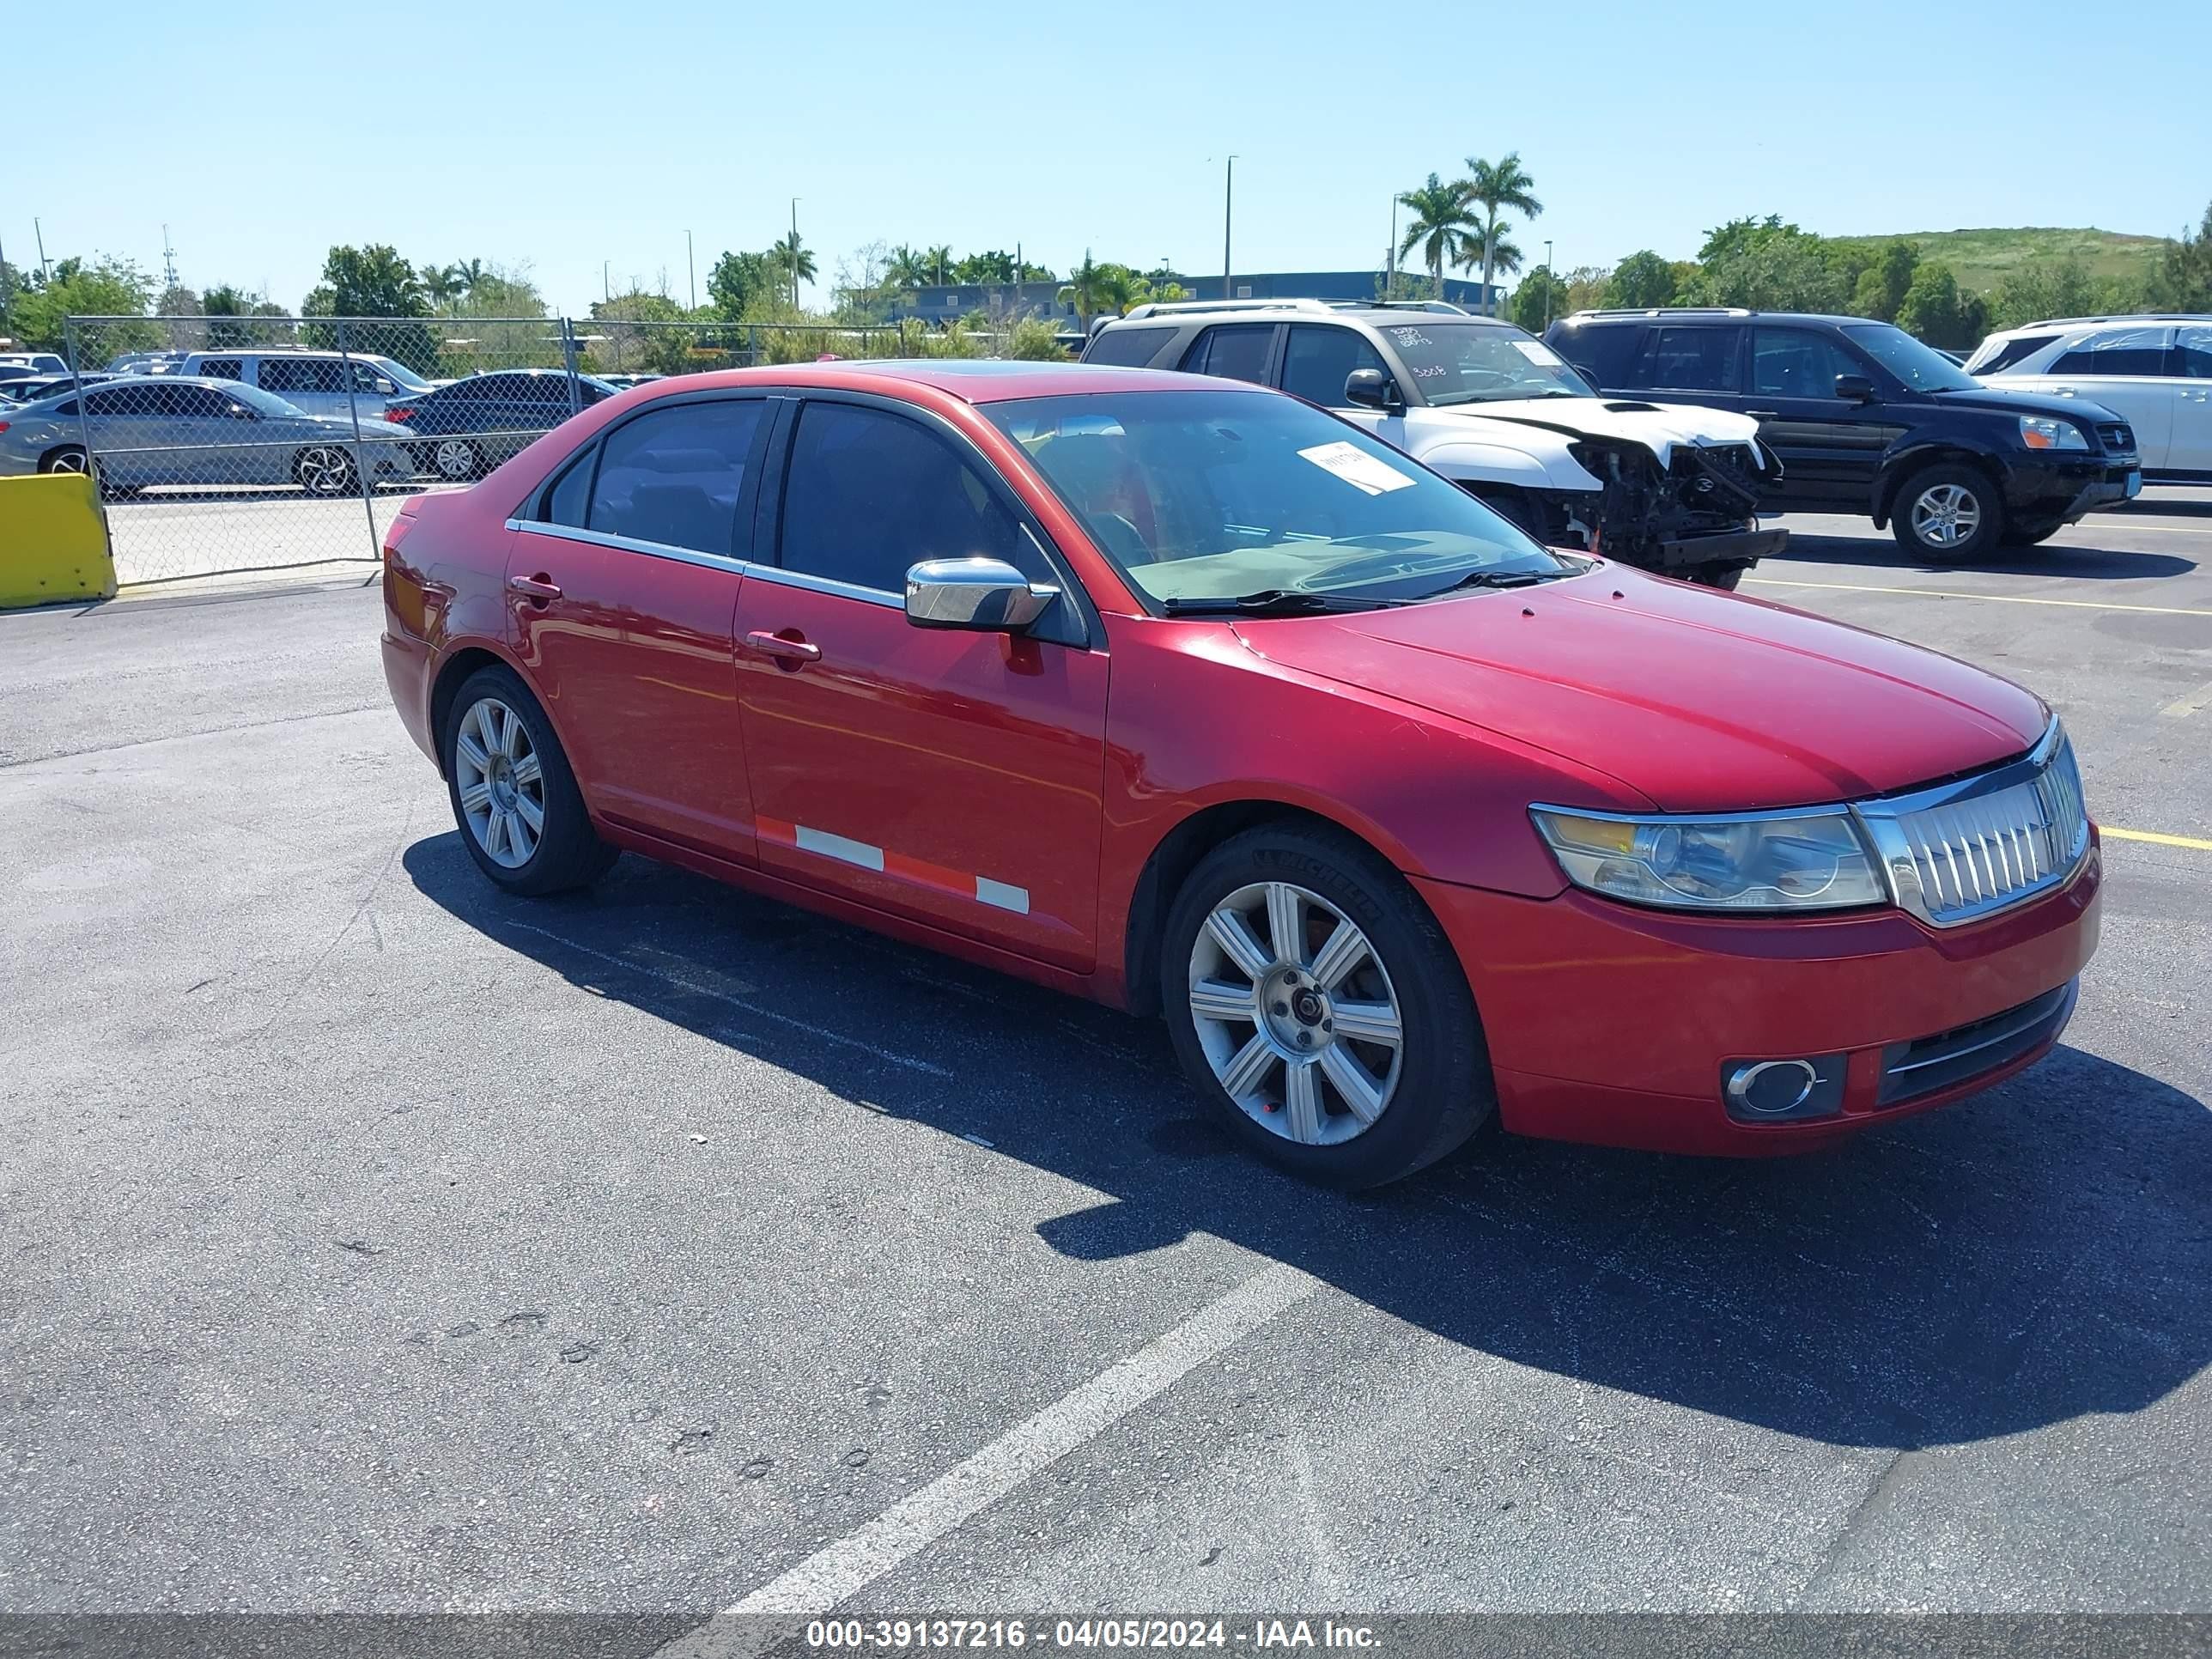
top-left (1966, 316), bottom-right (2211, 479)
top-left (172, 349), bottom-right (437, 422)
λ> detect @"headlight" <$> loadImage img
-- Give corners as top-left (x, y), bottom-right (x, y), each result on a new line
top-left (2019, 415), bottom-right (2087, 452)
top-left (1529, 805), bottom-right (1887, 914)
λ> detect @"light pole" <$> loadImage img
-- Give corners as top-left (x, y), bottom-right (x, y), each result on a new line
top-left (1544, 239), bottom-right (1554, 328)
top-left (603, 259), bottom-right (611, 303)
top-left (1388, 194), bottom-right (1399, 298)
top-left (686, 229), bottom-right (696, 311)
top-left (790, 198), bottom-right (801, 311)
top-left (1221, 155), bottom-right (1238, 301)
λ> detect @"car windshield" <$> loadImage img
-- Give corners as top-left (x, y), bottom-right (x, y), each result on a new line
top-left (368, 356), bottom-right (434, 392)
top-left (1376, 322), bottom-right (1595, 406)
top-left (986, 389), bottom-right (1566, 608)
top-left (219, 380), bottom-right (310, 419)
top-left (1842, 324), bottom-right (1977, 393)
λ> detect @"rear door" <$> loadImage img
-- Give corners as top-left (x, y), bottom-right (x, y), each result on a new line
top-left (1179, 324), bottom-right (1282, 386)
top-left (1631, 323), bottom-right (1747, 414)
top-left (2017, 327), bottom-right (2176, 469)
top-left (2168, 326), bottom-right (2212, 474)
top-left (505, 394), bottom-right (770, 857)
top-left (731, 395), bottom-right (1109, 971)
top-left (1744, 325), bottom-right (1893, 507)
top-left (256, 356), bottom-right (349, 419)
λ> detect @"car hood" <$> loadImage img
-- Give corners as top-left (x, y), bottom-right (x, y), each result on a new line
top-left (1930, 382), bottom-right (2128, 426)
top-left (1432, 397), bottom-right (1766, 467)
top-left (1231, 564), bottom-right (2047, 812)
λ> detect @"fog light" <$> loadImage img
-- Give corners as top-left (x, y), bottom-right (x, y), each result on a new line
top-left (1720, 1054), bottom-right (1847, 1122)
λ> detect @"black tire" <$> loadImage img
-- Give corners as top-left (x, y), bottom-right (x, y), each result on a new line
top-left (431, 437), bottom-right (483, 483)
top-left (2003, 520), bottom-right (2065, 548)
top-left (1159, 823), bottom-right (1493, 1188)
top-left (1689, 562), bottom-right (1749, 591)
top-left (1891, 463), bottom-right (2005, 562)
top-left (442, 665), bottom-right (617, 896)
top-left (293, 445), bottom-right (358, 496)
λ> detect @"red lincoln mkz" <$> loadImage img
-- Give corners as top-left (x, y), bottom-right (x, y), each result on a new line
top-left (381, 361), bottom-right (2100, 1187)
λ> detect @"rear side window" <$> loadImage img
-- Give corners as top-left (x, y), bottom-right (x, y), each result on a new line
top-left (1086, 325), bottom-right (1177, 368)
top-left (1548, 323), bottom-right (1643, 388)
top-left (778, 402), bottom-right (1037, 592)
top-left (1970, 333), bottom-right (2057, 374)
top-left (1634, 325), bottom-right (1742, 392)
top-left (541, 447), bottom-right (595, 526)
top-left (585, 399), bottom-right (764, 555)
top-left (1182, 325), bottom-right (1274, 385)
top-left (259, 357), bottom-right (347, 394)
top-left (1280, 325), bottom-right (1387, 406)
top-left (2051, 328), bottom-right (2172, 378)
top-left (197, 358), bottom-right (245, 382)
top-left (2176, 326), bottom-right (2212, 379)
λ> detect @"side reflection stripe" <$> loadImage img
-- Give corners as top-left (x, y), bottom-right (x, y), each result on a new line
top-left (755, 818), bottom-right (1031, 915)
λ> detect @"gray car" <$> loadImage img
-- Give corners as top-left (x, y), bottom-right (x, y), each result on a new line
top-left (0, 375), bottom-right (417, 496)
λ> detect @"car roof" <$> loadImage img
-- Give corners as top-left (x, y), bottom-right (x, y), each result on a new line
top-left (622, 360), bottom-right (1236, 404)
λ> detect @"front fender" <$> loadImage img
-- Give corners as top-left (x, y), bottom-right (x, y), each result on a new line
top-left (1419, 441), bottom-right (1602, 492)
top-left (1871, 437), bottom-right (2014, 526)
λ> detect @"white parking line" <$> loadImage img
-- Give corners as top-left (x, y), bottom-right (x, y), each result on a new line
top-left (1744, 577), bottom-right (2212, 618)
top-left (652, 1264), bottom-right (1317, 1656)
top-left (2161, 678), bottom-right (2212, 720)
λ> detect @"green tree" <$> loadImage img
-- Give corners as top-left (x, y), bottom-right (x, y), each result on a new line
top-left (1056, 252), bottom-right (1118, 331)
top-left (1845, 239), bottom-right (1920, 321)
top-left (708, 249), bottom-right (775, 320)
top-left (1562, 264), bottom-right (1613, 313)
top-left (884, 245), bottom-right (932, 290)
top-left (769, 231), bottom-right (817, 304)
top-left (922, 244), bottom-right (955, 286)
top-left (1460, 231), bottom-right (1522, 290)
top-left (2149, 200), bottom-right (2212, 312)
top-left (1461, 151), bottom-right (1541, 315)
top-left (1002, 317), bottom-right (1068, 361)
top-left (1683, 216), bottom-right (1847, 312)
top-left (1506, 265), bottom-right (1567, 331)
top-left (204, 284), bottom-right (291, 349)
top-left (1396, 174), bottom-right (1478, 296)
top-left (589, 289), bottom-right (700, 376)
top-left (1893, 262), bottom-right (1987, 349)
top-left (440, 264), bottom-right (546, 319)
top-left (1601, 250), bottom-right (1675, 308)
top-left (1988, 255), bottom-right (2104, 331)
top-left (301, 245), bottom-right (428, 319)
top-left (6, 256), bottom-right (161, 358)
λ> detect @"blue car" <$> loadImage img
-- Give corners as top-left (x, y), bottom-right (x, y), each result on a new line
top-left (382, 368), bottom-right (617, 481)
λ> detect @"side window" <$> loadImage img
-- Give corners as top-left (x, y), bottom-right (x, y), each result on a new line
top-left (2051, 327), bottom-right (2172, 377)
top-left (1750, 329), bottom-right (1866, 398)
top-left (171, 386), bottom-right (239, 417)
top-left (541, 446), bottom-right (596, 526)
top-left (1280, 326), bottom-right (1387, 405)
top-left (1636, 326), bottom-right (1741, 392)
top-left (526, 376), bottom-right (574, 407)
top-left (779, 402), bottom-right (1038, 592)
top-left (1182, 325), bottom-right (1274, 385)
top-left (2176, 326), bottom-right (2212, 379)
top-left (258, 359), bottom-right (310, 393)
top-left (1971, 333), bottom-right (2057, 375)
top-left (585, 400), bottom-right (764, 555)
top-left (1085, 325), bottom-right (1177, 368)
top-left (83, 388), bottom-right (128, 416)
top-left (198, 358), bottom-right (245, 382)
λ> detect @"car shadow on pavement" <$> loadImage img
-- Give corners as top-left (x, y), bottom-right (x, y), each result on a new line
top-left (406, 834), bottom-right (2212, 1456)
top-left (1772, 531), bottom-right (2198, 582)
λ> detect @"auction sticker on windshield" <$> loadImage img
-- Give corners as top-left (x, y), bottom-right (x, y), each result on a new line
top-left (1514, 340), bottom-right (1565, 365)
top-left (1297, 441), bottom-right (1416, 495)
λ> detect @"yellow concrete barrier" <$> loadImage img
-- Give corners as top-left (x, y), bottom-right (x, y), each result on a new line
top-left (0, 473), bottom-right (115, 607)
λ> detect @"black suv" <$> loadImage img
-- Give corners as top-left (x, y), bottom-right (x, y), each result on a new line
top-left (1544, 309), bottom-right (2143, 560)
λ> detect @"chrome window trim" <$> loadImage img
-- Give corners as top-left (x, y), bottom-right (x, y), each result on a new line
top-left (503, 518), bottom-right (745, 575)
top-left (740, 562), bottom-right (905, 611)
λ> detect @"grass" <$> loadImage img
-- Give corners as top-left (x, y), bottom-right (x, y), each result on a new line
top-left (1863, 228), bottom-right (2170, 293)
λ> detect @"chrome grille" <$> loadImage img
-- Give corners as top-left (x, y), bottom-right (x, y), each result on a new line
top-left (1855, 723), bottom-right (2090, 927)
top-left (2094, 422), bottom-right (2136, 457)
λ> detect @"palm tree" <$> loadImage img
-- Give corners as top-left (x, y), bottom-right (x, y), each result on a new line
top-left (1396, 174), bottom-right (1479, 296)
top-left (1057, 252), bottom-right (1115, 331)
top-left (771, 231), bottom-right (817, 304)
top-left (421, 265), bottom-right (461, 306)
top-left (1461, 152), bottom-right (1541, 315)
top-left (925, 244), bottom-right (955, 287)
top-left (1459, 231), bottom-right (1525, 289)
top-left (884, 246), bottom-right (931, 291)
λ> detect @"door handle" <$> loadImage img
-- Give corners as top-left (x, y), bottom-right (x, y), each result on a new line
top-left (508, 574), bottom-right (562, 602)
top-left (746, 629), bottom-right (822, 665)
top-left (1747, 410), bottom-right (1780, 421)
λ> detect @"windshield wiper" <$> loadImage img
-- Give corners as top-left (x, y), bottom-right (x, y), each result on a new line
top-left (1416, 567), bottom-right (1561, 599)
top-left (1160, 589), bottom-right (1407, 617)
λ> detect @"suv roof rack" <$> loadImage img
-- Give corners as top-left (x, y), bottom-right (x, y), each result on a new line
top-left (1118, 298), bottom-right (1340, 321)
top-left (1333, 300), bottom-right (1471, 314)
top-left (1562, 307), bottom-right (1754, 320)
top-left (2014, 313), bottom-right (2208, 329)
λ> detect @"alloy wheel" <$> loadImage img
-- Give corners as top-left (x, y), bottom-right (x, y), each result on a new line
top-left (1187, 880), bottom-right (1402, 1146)
top-left (453, 697), bottom-right (545, 869)
top-left (434, 440), bottom-right (477, 481)
top-left (48, 448), bottom-right (89, 475)
top-left (296, 447), bottom-right (353, 495)
top-left (1911, 483), bottom-right (1980, 549)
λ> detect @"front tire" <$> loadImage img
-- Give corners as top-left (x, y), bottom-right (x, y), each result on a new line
top-left (1161, 823), bottom-right (1492, 1188)
top-left (432, 438), bottom-right (482, 482)
top-left (293, 445), bottom-right (357, 496)
top-left (443, 666), bottom-right (616, 896)
top-left (1893, 464), bottom-right (2004, 562)
top-left (2003, 520), bottom-right (2065, 547)
top-left (1689, 562), bottom-right (1748, 591)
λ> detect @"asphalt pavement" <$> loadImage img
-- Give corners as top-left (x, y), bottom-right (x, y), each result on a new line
top-left (3, 490), bottom-right (2209, 1646)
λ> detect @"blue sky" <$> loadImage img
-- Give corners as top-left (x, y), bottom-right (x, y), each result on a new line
top-left (15, 0), bottom-right (2209, 315)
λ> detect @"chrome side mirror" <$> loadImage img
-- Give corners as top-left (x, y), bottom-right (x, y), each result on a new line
top-left (904, 557), bottom-right (1058, 633)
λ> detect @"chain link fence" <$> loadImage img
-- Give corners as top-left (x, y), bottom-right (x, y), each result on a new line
top-left (42, 314), bottom-right (1027, 586)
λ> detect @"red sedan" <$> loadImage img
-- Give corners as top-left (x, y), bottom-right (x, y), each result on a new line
top-left (380, 362), bottom-right (2100, 1187)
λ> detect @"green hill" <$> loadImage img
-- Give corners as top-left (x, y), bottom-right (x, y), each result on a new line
top-left (1866, 228), bottom-right (2168, 293)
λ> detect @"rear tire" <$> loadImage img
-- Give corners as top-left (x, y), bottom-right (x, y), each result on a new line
top-left (443, 665), bottom-right (617, 896)
top-left (432, 438), bottom-right (482, 482)
top-left (1160, 823), bottom-right (1493, 1188)
top-left (293, 445), bottom-right (357, 496)
top-left (1892, 464), bottom-right (2005, 562)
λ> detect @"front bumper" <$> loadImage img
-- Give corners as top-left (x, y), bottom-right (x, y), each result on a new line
top-left (1656, 524), bottom-right (1788, 569)
top-left (2004, 453), bottom-right (2141, 520)
top-left (1414, 840), bottom-right (2100, 1155)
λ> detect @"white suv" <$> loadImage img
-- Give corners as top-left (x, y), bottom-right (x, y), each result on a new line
top-left (1966, 316), bottom-right (2211, 479)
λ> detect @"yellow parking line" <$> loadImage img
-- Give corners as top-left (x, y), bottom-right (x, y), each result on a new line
top-left (1744, 577), bottom-right (2212, 618)
top-left (2103, 826), bottom-right (2212, 853)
